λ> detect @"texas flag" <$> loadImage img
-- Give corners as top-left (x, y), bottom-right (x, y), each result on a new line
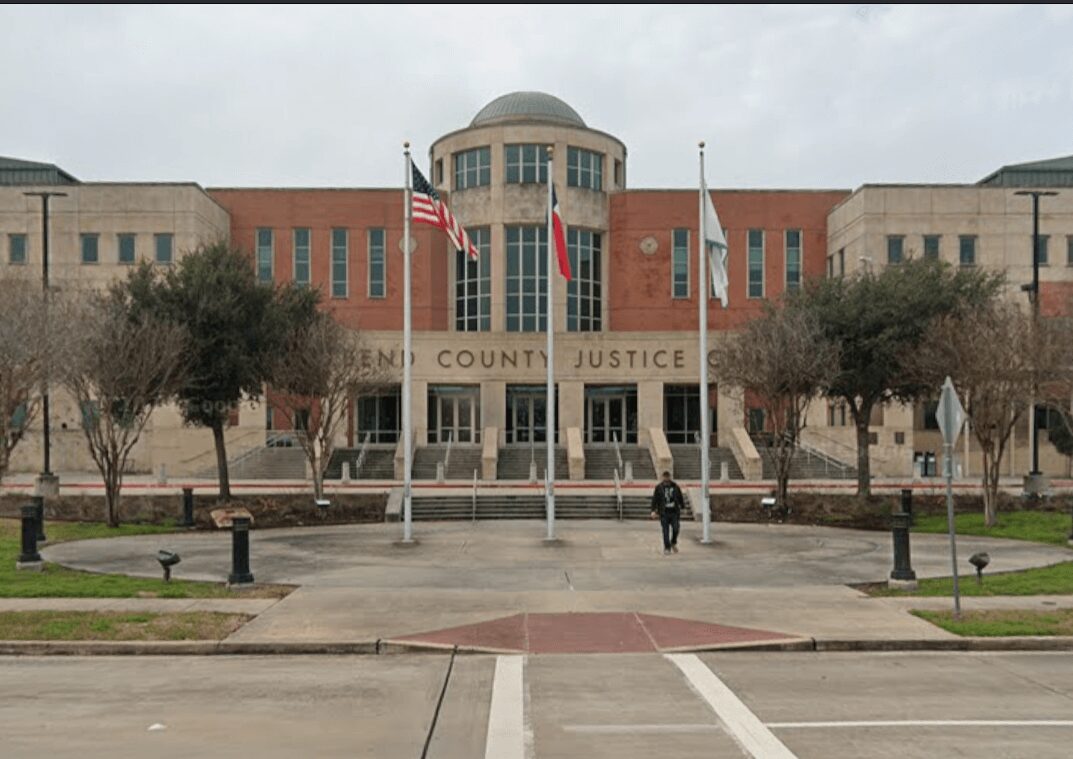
top-left (551, 186), bottom-right (571, 280)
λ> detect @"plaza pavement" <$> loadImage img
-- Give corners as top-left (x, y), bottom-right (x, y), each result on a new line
top-left (32, 520), bottom-right (1073, 651)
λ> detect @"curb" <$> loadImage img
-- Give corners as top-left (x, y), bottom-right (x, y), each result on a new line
top-left (4, 636), bottom-right (1072, 655)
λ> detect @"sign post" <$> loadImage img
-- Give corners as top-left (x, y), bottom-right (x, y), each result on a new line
top-left (936, 376), bottom-right (965, 617)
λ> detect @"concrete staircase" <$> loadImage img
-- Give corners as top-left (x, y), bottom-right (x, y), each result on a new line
top-left (324, 447), bottom-right (396, 480)
top-left (497, 446), bottom-right (569, 480)
top-left (669, 445), bottom-right (744, 480)
top-left (753, 439), bottom-right (857, 480)
top-left (412, 445), bottom-right (483, 480)
top-left (584, 445), bottom-right (656, 481)
top-left (411, 492), bottom-right (683, 521)
top-left (224, 447), bottom-right (307, 480)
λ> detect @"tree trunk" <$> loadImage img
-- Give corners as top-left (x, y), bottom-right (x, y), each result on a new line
top-left (212, 421), bottom-right (231, 502)
top-left (104, 470), bottom-right (121, 528)
top-left (312, 451), bottom-right (323, 500)
top-left (982, 451), bottom-right (1000, 528)
top-left (855, 414), bottom-right (872, 497)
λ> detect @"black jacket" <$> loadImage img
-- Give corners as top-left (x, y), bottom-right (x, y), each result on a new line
top-left (650, 480), bottom-right (685, 515)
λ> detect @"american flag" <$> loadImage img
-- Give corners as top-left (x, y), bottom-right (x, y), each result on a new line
top-left (410, 160), bottom-right (479, 261)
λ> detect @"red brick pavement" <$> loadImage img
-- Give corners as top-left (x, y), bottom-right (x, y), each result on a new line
top-left (391, 612), bottom-right (798, 653)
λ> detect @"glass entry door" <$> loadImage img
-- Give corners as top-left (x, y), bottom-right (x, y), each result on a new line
top-left (427, 385), bottom-right (481, 443)
top-left (584, 385), bottom-right (637, 444)
top-left (505, 385), bottom-right (558, 444)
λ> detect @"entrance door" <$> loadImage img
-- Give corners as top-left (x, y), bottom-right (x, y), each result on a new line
top-left (506, 385), bottom-right (557, 444)
top-left (428, 386), bottom-right (480, 443)
top-left (584, 386), bottom-right (637, 444)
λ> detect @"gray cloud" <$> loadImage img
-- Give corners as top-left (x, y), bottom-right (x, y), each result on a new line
top-left (2, 4), bottom-right (1071, 189)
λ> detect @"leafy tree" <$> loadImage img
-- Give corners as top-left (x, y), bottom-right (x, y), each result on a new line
top-left (712, 301), bottom-right (838, 508)
top-left (911, 303), bottom-right (1068, 526)
top-left (0, 276), bottom-right (48, 482)
top-left (270, 314), bottom-right (388, 499)
top-left (799, 258), bottom-right (1002, 495)
top-left (128, 244), bottom-right (318, 500)
top-left (58, 282), bottom-right (187, 526)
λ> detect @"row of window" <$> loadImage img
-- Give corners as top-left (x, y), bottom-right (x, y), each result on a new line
top-left (884, 234), bottom-right (1073, 267)
top-left (672, 228), bottom-right (802, 300)
top-left (451, 145), bottom-right (608, 191)
top-left (254, 227), bottom-right (385, 299)
top-left (5, 232), bottom-right (174, 265)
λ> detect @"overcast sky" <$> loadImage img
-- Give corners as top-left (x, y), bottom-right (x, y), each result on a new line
top-left (2, 4), bottom-right (1072, 190)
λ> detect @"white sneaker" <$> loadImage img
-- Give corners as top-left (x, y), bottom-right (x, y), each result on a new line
top-left (663, 548), bottom-right (671, 555)
top-left (671, 545), bottom-right (679, 554)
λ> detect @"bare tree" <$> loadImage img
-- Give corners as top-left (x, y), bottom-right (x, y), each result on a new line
top-left (911, 302), bottom-right (1068, 526)
top-left (58, 290), bottom-right (187, 526)
top-left (712, 302), bottom-right (838, 507)
top-left (269, 315), bottom-right (385, 500)
top-left (0, 277), bottom-right (48, 482)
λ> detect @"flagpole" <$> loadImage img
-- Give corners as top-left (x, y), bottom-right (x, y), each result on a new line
top-left (698, 142), bottom-right (712, 544)
top-left (545, 147), bottom-right (556, 541)
top-left (402, 142), bottom-right (414, 542)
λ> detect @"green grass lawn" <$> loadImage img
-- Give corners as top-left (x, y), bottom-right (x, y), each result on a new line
top-left (0, 610), bottom-right (250, 641)
top-left (870, 560), bottom-right (1073, 597)
top-left (913, 608), bottom-right (1073, 637)
top-left (912, 510), bottom-right (1072, 546)
top-left (0, 518), bottom-right (290, 598)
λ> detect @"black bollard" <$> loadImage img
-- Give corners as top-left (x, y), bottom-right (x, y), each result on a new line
top-left (900, 488), bottom-right (913, 526)
top-left (228, 516), bottom-right (254, 585)
top-left (180, 487), bottom-right (195, 527)
top-left (32, 495), bottom-right (46, 543)
top-left (889, 511), bottom-right (917, 586)
top-left (17, 503), bottom-right (42, 566)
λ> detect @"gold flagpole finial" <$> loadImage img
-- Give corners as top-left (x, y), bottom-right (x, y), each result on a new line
top-left (403, 141), bottom-right (410, 150)
top-left (699, 141), bottom-right (705, 150)
top-left (547, 145), bottom-right (554, 160)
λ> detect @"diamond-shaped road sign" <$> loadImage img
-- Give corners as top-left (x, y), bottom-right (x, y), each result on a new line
top-left (936, 376), bottom-right (966, 446)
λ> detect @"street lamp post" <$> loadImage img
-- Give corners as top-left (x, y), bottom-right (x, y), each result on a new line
top-left (1015, 189), bottom-right (1058, 497)
top-left (22, 191), bottom-right (67, 495)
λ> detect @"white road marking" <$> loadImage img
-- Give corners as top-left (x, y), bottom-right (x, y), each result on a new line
top-left (768, 720), bottom-right (1073, 729)
top-left (484, 655), bottom-right (526, 759)
top-left (564, 723), bottom-right (722, 734)
top-left (666, 653), bottom-right (798, 759)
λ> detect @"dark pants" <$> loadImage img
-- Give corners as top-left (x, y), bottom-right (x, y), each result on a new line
top-left (660, 509), bottom-right (680, 550)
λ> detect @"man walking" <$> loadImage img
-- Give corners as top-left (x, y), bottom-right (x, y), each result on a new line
top-left (650, 470), bottom-right (685, 555)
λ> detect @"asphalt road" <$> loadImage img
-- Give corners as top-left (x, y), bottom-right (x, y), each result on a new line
top-left (3, 652), bottom-right (1071, 758)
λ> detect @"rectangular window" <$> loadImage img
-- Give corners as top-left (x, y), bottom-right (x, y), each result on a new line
top-left (256, 228), bottom-right (273, 283)
top-left (923, 235), bottom-right (940, 260)
top-left (453, 146), bottom-right (491, 190)
top-left (456, 228), bottom-right (491, 332)
top-left (886, 235), bottom-right (904, 265)
top-left (838, 248), bottom-right (845, 275)
top-left (154, 233), bottom-right (173, 264)
top-left (614, 159), bottom-right (623, 188)
top-left (785, 229), bottom-right (802, 292)
top-left (435, 159), bottom-right (443, 186)
top-left (357, 388), bottom-right (402, 443)
top-left (1067, 236), bottom-right (1073, 267)
top-left (747, 229), bottom-right (764, 298)
top-left (672, 228), bottom-right (689, 298)
top-left (331, 228), bottom-right (348, 298)
top-left (505, 225), bottom-right (547, 332)
top-left (959, 235), bottom-right (976, 267)
top-left (1035, 234), bottom-right (1049, 267)
top-left (567, 229), bottom-right (602, 332)
top-left (368, 228), bottom-right (385, 298)
top-left (567, 147), bottom-right (603, 190)
top-left (117, 234), bottom-right (135, 264)
top-left (826, 255), bottom-right (833, 278)
top-left (827, 402), bottom-right (848, 427)
top-left (504, 144), bottom-right (549, 184)
top-left (8, 233), bottom-right (27, 265)
top-left (293, 228), bottom-right (310, 286)
top-left (80, 234), bottom-right (99, 265)
top-left (663, 384), bottom-right (701, 444)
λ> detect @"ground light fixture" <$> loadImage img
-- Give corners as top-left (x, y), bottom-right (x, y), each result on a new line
top-left (156, 550), bottom-right (181, 582)
top-left (968, 552), bottom-right (990, 584)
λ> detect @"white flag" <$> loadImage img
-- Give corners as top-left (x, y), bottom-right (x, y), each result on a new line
top-left (701, 177), bottom-right (729, 308)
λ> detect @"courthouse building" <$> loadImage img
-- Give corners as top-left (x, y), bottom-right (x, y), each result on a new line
top-left (2, 92), bottom-right (1072, 482)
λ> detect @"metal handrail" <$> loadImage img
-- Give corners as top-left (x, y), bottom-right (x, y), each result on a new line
top-left (612, 431), bottom-right (623, 477)
top-left (471, 468), bottom-right (478, 522)
top-left (354, 431), bottom-right (372, 477)
top-left (613, 468), bottom-right (623, 522)
top-left (443, 430), bottom-right (453, 475)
